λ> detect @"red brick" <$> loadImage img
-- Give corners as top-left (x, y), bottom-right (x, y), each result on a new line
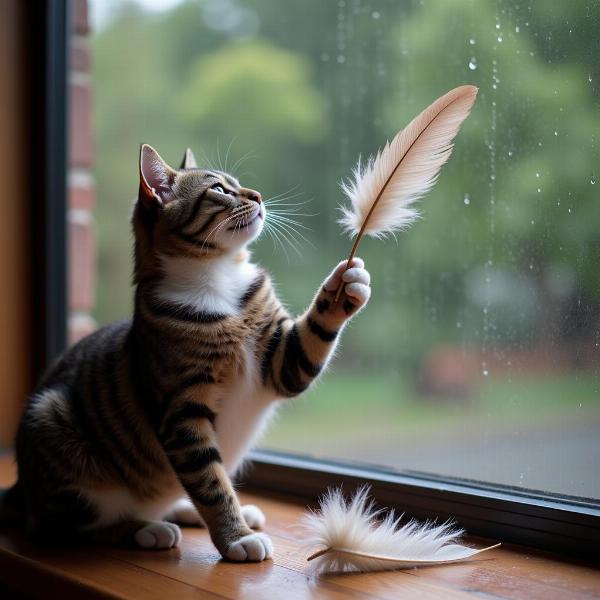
top-left (69, 183), bottom-right (95, 210)
top-left (69, 82), bottom-right (94, 168)
top-left (72, 0), bottom-right (90, 35)
top-left (71, 40), bottom-right (90, 72)
top-left (68, 214), bottom-right (96, 312)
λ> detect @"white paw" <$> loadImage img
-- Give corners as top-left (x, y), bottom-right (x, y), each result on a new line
top-left (225, 532), bottom-right (274, 562)
top-left (134, 521), bottom-right (182, 549)
top-left (344, 281), bottom-right (371, 306)
top-left (165, 497), bottom-right (204, 526)
top-left (323, 258), bottom-right (365, 291)
top-left (241, 504), bottom-right (266, 529)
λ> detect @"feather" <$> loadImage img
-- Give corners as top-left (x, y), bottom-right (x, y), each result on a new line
top-left (301, 487), bottom-right (499, 575)
top-left (334, 85), bottom-right (478, 301)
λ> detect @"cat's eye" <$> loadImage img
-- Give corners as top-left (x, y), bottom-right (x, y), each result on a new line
top-left (211, 184), bottom-right (236, 197)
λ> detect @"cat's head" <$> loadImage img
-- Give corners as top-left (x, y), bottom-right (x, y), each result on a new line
top-left (133, 144), bottom-right (264, 260)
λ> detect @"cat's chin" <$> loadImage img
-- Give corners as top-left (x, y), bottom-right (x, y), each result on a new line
top-left (219, 206), bottom-right (265, 249)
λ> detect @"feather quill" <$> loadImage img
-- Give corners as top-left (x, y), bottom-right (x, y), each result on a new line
top-left (302, 487), bottom-right (499, 575)
top-left (335, 85), bottom-right (478, 301)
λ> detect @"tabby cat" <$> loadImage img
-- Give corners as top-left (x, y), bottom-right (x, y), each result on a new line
top-left (0, 144), bottom-right (371, 562)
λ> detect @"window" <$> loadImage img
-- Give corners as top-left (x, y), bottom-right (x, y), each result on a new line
top-left (89, 0), bottom-right (600, 551)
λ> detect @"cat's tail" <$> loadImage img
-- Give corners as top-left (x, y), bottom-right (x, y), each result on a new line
top-left (0, 482), bottom-right (25, 527)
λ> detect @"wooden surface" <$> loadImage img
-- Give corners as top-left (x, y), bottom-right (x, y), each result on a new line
top-left (1, 456), bottom-right (599, 599)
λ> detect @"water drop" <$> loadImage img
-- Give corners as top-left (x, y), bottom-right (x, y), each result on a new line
top-left (508, 150), bottom-right (513, 157)
top-left (320, 52), bottom-right (330, 62)
top-left (537, 188), bottom-right (541, 193)
top-left (371, 10), bottom-right (380, 19)
top-left (515, 25), bottom-right (520, 33)
top-left (568, 208), bottom-right (572, 213)
top-left (495, 23), bottom-right (500, 29)
top-left (591, 175), bottom-right (597, 185)
top-left (535, 172), bottom-right (540, 178)
top-left (337, 55), bottom-right (345, 64)
top-left (492, 83), bottom-right (497, 89)
top-left (531, 219), bottom-right (535, 225)
top-left (483, 369), bottom-right (489, 376)
top-left (463, 193), bottom-right (471, 205)
top-left (589, 73), bottom-right (593, 83)
top-left (469, 38), bottom-right (476, 45)
top-left (497, 35), bottom-right (503, 42)
top-left (468, 58), bottom-right (477, 70)
top-left (554, 131), bottom-right (558, 136)
top-left (456, 321), bottom-right (462, 328)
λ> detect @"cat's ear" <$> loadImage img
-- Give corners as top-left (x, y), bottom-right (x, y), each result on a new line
top-left (139, 144), bottom-right (176, 207)
top-left (179, 148), bottom-right (198, 170)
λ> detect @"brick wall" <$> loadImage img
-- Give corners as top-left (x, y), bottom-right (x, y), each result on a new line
top-left (68, 0), bottom-right (96, 343)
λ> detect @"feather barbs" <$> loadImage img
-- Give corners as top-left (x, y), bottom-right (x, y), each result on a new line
top-left (302, 486), bottom-right (500, 575)
top-left (338, 85), bottom-right (478, 238)
top-left (333, 85), bottom-right (478, 302)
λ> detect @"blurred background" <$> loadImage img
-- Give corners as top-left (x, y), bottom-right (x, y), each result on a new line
top-left (89, 0), bottom-right (599, 499)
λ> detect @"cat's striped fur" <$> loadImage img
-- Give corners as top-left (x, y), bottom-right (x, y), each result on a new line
top-left (1, 145), bottom-right (371, 561)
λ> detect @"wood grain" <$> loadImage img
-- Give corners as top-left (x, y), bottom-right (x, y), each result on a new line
top-left (0, 457), bottom-right (599, 599)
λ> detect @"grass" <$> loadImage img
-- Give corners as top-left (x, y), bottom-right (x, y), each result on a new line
top-left (262, 370), bottom-right (600, 449)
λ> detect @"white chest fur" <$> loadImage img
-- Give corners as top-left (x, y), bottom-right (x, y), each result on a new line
top-left (155, 253), bottom-right (259, 315)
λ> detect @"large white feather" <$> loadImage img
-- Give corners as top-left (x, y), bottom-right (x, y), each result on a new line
top-left (339, 85), bottom-right (478, 238)
top-left (302, 487), bottom-right (499, 575)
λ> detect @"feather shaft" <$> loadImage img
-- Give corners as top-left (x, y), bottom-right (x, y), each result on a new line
top-left (302, 486), bottom-right (500, 575)
top-left (334, 85), bottom-right (478, 302)
top-left (307, 543), bottom-right (501, 564)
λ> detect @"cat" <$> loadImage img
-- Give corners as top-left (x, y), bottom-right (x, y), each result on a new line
top-left (0, 144), bottom-right (371, 562)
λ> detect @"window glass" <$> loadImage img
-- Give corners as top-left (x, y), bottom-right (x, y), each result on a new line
top-left (91, 0), bottom-right (600, 500)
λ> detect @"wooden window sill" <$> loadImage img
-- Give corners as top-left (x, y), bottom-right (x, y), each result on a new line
top-left (1, 456), bottom-right (599, 599)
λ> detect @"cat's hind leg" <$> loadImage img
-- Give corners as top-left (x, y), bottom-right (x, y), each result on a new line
top-left (165, 498), bottom-right (266, 530)
top-left (86, 519), bottom-right (182, 549)
top-left (165, 497), bottom-right (205, 526)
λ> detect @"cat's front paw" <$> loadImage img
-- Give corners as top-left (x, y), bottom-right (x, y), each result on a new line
top-left (225, 532), bottom-right (274, 562)
top-left (321, 258), bottom-right (371, 319)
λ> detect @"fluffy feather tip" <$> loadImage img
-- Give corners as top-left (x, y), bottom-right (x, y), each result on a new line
top-left (302, 486), bottom-right (499, 575)
top-left (338, 85), bottom-right (478, 239)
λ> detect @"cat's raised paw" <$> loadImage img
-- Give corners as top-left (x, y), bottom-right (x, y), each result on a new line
top-left (135, 521), bottom-right (182, 549)
top-left (241, 504), bottom-right (266, 529)
top-left (226, 532), bottom-right (274, 562)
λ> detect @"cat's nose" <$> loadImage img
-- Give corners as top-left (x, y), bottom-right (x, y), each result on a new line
top-left (246, 190), bottom-right (262, 204)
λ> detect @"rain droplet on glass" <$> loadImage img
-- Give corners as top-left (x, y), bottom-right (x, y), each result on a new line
top-left (591, 175), bottom-right (597, 185)
top-left (515, 25), bottom-right (520, 33)
top-left (371, 10), bottom-right (380, 19)
top-left (495, 23), bottom-right (500, 29)
top-left (469, 38), bottom-right (476, 45)
top-left (468, 58), bottom-right (477, 70)
top-left (483, 369), bottom-right (489, 376)
top-left (535, 172), bottom-right (540, 178)
top-left (497, 35), bottom-right (503, 42)
top-left (463, 194), bottom-right (470, 205)
top-left (554, 131), bottom-right (558, 136)
top-left (589, 73), bottom-right (593, 83)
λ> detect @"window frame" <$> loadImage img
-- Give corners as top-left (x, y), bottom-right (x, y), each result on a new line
top-left (32, 0), bottom-right (69, 376)
top-left (43, 2), bottom-right (599, 560)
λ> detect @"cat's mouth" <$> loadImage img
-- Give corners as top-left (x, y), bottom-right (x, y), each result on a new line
top-left (228, 206), bottom-right (263, 231)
